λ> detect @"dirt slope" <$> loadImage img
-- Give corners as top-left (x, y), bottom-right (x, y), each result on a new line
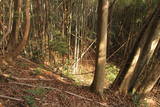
top-left (0, 57), bottom-right (143, 107)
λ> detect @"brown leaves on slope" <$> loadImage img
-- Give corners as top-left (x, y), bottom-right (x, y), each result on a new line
top-left (0, 57), bottom-right (135, 107)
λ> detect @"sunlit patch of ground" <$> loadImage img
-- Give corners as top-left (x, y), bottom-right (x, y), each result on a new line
top-left (60, 62), bottom-right (119, 88)
top-left (144, 97), bottom-right (157, 107)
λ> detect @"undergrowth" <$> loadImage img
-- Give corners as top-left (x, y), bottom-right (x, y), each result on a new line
top-left (59, 62), bottom-right (119, 86)
top-left (24, 88), bottom-right (48, 107)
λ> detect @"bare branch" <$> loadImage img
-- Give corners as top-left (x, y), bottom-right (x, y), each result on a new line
top-left (0, 95), bottom-right (24, 102)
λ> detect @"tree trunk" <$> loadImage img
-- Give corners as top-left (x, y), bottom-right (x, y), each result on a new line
top-left (90, 0), bottom-right (109, 96)
top-left (12, 0), bottom-right (30, 57)
top-left (129, 20), bottom-right (160, 93)
top-left (136, 55), bottom-right (160, 97)
top-left (5, 0), bottom-right (31, 64)
top-left (7, 0), bottom-right (22, 51)
top-left (111, 3), bottom-right (160, 95)
top-left (132, 41), bottom-right (159, 95)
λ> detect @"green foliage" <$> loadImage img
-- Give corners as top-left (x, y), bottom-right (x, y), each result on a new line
top-left (105, 64), bottom-right (119, 83)
top-left (24, 88), bottom-right (48, 107)
top-left (118, 0), bottom-right (147, 7)
top-left (23, 96), bottom-right (37, 107)
top-left (132, 94), bottom-right (141, 106)
top-left (31, 48), bottom-right (43, 63)
top-left (62, 64), bottom-right (70, 72)
top-left (18, 63), bottom-right (28, 68)
top-left (132, 94), bottom-right (148, 107)
top-left (49, 33), bottom-right (68, 55)
top-left (39, 64), bottom-right (45, 68)
top-left (63, 70), bottom-right (75, 79)
top-left (25, 88), bottom-right (47, 96)
top-left (118, 0), bottom-right (134, 6)
top-left (32, 67), bottom-right (42, 75)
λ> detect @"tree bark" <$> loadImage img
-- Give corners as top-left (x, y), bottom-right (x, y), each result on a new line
top-left (13, 0), bottom-right (30, 58)
top-left (111, 3), bottom-right (160, 95)
top-left (6, 0), bottom-right (22, 61)
top-left (5, 0), bottom-right (30, 64)
top-left (129, 19), bottom-right (160, 93)
top-left (136, 53), bottom-right (160, 96)
top-left (90, 0), bottom-right (109, 96)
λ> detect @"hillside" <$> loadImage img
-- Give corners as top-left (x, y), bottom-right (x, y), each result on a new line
top-left (0, 57), bottom-right (159, 107)
top-left (0, 57), bottom-right (135, 107)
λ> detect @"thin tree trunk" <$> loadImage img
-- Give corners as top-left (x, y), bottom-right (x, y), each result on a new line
top-left (73, 19), bottom-right (78, 73)
top-left (90, 0), bottom-right (109, 96)
top-left (12, 0), bottom-right (30, 58)
top-left (7, 0), bottom-right (22, 57)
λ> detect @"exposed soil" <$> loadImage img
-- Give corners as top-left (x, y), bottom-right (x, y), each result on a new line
top-left (0, 57), bottom-right (159, 107)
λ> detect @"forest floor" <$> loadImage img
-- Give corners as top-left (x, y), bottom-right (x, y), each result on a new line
top-left (0, 57), bottom-right (159, 107)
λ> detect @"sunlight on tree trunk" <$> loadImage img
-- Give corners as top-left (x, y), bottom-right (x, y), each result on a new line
top-left (137, 61), bottom-right (160, 96)
top-left (112, 2), bottom-right (160, 95)
top-left (90, 0), bottom-right (109, 96)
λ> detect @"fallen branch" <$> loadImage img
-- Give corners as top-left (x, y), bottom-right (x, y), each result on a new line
top-left (18, 56), bottom-right (39, 67)
top-left (9, 82), bottom-right (108, 107)
top-left (19, 57), bottom-right (56, 72)
top-left (0, 73), bottom-right (55, 81)
top-left (14, 77), bottom-right (56, 81)
top-left (0, 95), bottom-right (24, 102)
top-left (72, 71), bottom-right (93, 75)
top-left (0, 73), bottom-right (14, 81)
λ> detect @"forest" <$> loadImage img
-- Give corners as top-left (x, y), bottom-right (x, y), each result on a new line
top-left (0, 0), bottom-right (160, 107)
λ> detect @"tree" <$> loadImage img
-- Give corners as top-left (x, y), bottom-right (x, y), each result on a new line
top-left (112, 2), bottom-right (160, 95)
top-left (136, 42), bottom-right (160, 97)
top-left (90, 0), bottom-right (109, 96)
top-left (1, 0), bottom-right (31, 64)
